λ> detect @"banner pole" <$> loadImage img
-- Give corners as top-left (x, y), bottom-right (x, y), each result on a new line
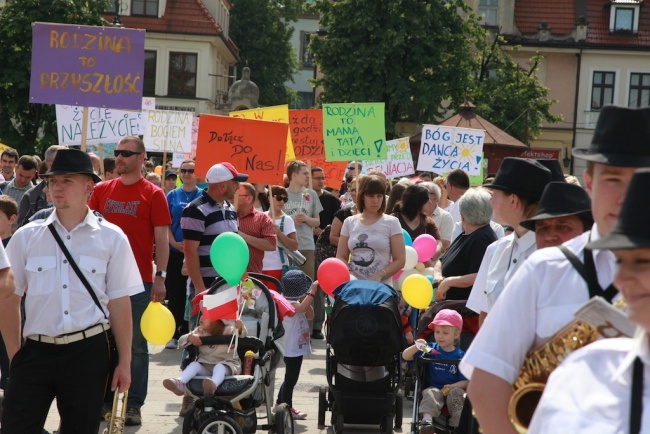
top-left (80, 107), bottom-right (89, 152)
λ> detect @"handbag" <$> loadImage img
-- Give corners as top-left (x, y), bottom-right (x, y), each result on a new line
top-left (48, 224), bottom-right (119, 378)
top-left (315, 225), bottom-right (337, 269)
top-left (278, 216), bottom-right (301, 277)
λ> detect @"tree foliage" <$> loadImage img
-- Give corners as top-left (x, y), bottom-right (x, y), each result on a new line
top-left (0, 0), bottom-right (108, 156)
top-left (467, 36), bottom-right (562, 145)
top-left (310, 0), bottom-right (484, 137)
top-left (229, 0), bottom-right (302, 107)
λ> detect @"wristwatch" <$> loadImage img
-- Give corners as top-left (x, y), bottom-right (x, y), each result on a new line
top-left (155, 270), bottom-right (167, 279)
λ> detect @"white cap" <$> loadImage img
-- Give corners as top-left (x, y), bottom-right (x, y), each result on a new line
top-left (205, 162), bottom-right (249, 184)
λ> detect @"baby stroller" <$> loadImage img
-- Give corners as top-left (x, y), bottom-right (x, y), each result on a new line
top-left (182, 273), bottom-right (290, 434)
top-left (318, 280), bottom-right (404, 434)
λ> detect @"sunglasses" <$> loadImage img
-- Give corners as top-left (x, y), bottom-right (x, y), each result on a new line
top-left (114, 150), bottom-right (142, 158)
top-left (180, 169), bottom-right (195, 174)
top-left (274, 195), bottom-right (289, 202)
top-left (347, 167), bottom-right (356, 170)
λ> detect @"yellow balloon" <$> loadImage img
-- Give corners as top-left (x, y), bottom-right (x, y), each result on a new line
top-left (402, 274), bottom-right (433, 309)
top-left (141, 302), bottom-right (176, 345)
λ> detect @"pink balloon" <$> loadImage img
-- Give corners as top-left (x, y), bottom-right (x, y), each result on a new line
top-left (392, 269), bottom-right (403, 281)
top-left (317, 258), bottom-right (350, 297)
top-left (413, 234), bottom-right (437, 263)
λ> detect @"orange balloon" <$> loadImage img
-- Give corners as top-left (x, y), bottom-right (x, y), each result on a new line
top-left (154, 165), bottom-right (163, 175)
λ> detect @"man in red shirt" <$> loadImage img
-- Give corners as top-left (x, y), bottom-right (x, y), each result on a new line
top-left (236, 182), bottom-right (276, 273)
top-left (88, 136), bottom-right (170, 426)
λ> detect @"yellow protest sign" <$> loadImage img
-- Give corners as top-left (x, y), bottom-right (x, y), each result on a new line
top-left (230, 105), bottom-right (296, 162)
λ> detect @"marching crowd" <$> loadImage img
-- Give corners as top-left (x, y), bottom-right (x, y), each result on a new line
top-left (0, 104), bottom-right (648, 434)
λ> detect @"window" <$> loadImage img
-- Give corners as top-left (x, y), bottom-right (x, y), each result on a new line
top-left (478, 0), bottom-right (499, 27)
top-left (143, 50), bottom-right (157, 96)
top-left (300, 32), bottom-right (314, 69)
top-left (614, 7), bottom-right (634, 31)
top-left (629, 73), bottom-right (650, 108)
top-left (609, 2), bottom-right (640, 33)
top-left (168, 53), bottom-right (197, 98)
top-left (290, 92), bottom-right (313, 109)
top-left (131, 0), bottom-right (158, 17)
top-left (591, 71), bottom-right (615, 110)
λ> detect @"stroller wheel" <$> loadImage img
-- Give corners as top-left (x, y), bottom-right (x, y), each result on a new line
top-left (395, 393), bottom-right (403, 429)
top-left (331, 410), bottom-right (344, 434)
top-left (197, 415), bottom-right (243, 434)
top-left (317, 386), bottom-right (327, 427)
top-left (273, 403), bottom-right (294, 434)
top-left (182, 403), bottom-right (197, 434)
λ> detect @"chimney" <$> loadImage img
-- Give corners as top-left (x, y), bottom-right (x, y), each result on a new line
top-left (538, 21), bottom-right (551, 41)
top-left (576, 16), bottom-right (588, 42)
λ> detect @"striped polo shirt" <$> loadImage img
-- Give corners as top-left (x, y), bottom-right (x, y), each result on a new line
top-left (181, 190), bottom-right (238, 278)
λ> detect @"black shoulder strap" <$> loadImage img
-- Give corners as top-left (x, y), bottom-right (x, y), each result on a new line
top-left (557, 244), bottom-right (617, 303)
top-left (630, 357), bottom-right (644, 434)
top-left (48, 223), bottom-right (108, 320)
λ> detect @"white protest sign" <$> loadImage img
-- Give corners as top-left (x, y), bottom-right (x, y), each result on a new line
top-left (56, 105), bottom-right (142, 146)
top-left (143, 110), bottom-right (193, 153)
top-left (417, 125), bottom-right (485, 176)
top-left (362, 137), bottom-right (415, 178)
top-left (172, 153), bottom-right (191, 168)
top-left (142, 97), bottom-right (156, 111)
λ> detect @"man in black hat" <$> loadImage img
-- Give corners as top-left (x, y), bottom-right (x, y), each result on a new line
top-left (0, 149), bottom-right (143, 434)
top-left (462, 105), bottom-right (650, 434)
top-left (520, 182), bottom-right (593, 249)
top-left (529, 168), bottom-right (650, 433)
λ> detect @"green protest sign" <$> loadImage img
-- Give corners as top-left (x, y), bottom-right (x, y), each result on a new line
top-left (323, 103), bottom-right (386, 161)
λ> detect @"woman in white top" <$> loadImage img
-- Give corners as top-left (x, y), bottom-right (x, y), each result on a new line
top-left (262, 186), bottom-right (298, 290)
top-left (336, 175), bottom-right (405, 284)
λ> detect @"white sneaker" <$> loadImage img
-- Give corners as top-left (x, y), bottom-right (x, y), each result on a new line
top-left (165, 338), bottom-right (178, 349)
top-left (290, 407), bottom-right (307, 420)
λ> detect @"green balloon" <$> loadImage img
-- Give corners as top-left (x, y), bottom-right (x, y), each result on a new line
top-left (210, 232), bottom-right (249, 285)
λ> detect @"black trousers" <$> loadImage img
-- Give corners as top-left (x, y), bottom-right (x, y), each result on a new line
top-left (1, 332), bottom-right (109, 434)
top-left (276, 355), bottom-right (303, 408)
top-left (165, 250), bottom-right (189, 339)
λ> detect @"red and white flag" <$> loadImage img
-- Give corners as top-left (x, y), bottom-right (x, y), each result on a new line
top-left (201, 286), bottom-right (239, 321)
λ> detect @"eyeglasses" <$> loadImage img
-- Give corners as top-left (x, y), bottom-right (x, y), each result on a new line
top-left (114, 150), bottom-right (143, 158)
top-left (313, 177), bottom-right (325, 181)
top-left (347, 167), bottom-right (356, 170)
top-left (274, 195), bottom-right (289, 202)
top-left (180, 169), bottom-right (195, 174)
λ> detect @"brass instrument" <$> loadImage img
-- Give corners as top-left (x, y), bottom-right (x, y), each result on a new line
top-left (508, 321), bottom-right (599, 433)
top-left (103, 391), bottom-right (128, 434)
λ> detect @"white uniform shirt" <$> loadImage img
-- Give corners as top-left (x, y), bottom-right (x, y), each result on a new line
top-left (431, 206), bottom-right (454, 243)
top-left (529, 330), bottom-right (650, 433)
top-left (0, 241), bottom-right (10, 270)
top-left (466, 230), bottom-right (536, 314)
top-left (460, 226), bottom-right (616, 384)
top-left (445, 201), bottom-right (460, 223)
top-left (7, 208), bottom-right (144, 338)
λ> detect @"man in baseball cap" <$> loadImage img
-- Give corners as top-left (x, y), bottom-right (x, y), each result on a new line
top-left (205, 162), bottom-right (248, 184)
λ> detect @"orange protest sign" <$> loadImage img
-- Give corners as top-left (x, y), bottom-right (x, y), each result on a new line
top-left (310, 159), bottom-right (347, 190)
top-left (196, 115), bottom-right (288, 185)
top-left (229, 105), bottom-right (296, 161)
top-left (289, 109), bottom-right (324, 159)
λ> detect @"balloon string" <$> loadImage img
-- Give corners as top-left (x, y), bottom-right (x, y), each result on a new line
top-left (229, 282), bottom-right (246, 353)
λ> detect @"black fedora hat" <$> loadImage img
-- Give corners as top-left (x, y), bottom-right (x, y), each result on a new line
top-left (587, 168), bottom-right (650, 250)
top-left (44, 149), bottom-right (101, 183)
top-left (573, 105), bottom-right (650, 167)
top-left (536, 159), bottom-right (566, 182)
top-left (483, 157), bottom-right (552, 199)
top-left (520, 182), bottom-right (593, 231)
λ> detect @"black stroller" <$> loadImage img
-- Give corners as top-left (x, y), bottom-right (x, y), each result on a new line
top-left (318, 280), bottom-right (404, 434)
top-left (181, 273), bottom-right (290, 434)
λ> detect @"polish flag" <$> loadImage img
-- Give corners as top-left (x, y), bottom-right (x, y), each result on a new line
top-left (201, 286), bottom-right (239, 321)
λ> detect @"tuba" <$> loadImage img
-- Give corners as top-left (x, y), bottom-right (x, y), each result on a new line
top-left (507, 321), bottom-right (599, 433)
top-left (103, 391), bottom-right (128, 434)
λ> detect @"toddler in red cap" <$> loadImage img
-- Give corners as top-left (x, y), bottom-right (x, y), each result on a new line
top-left (402, 309), bottom-right (468, 433)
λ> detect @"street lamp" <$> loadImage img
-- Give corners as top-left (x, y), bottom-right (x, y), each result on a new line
top-left (112, 0), bottom-right (122, 27)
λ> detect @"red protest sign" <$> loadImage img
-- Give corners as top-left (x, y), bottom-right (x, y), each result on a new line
top-left (289, 109), bottom-right (324, 159)
top-left (310, 159), bottom-right (347, 190)
top-left (196, 115), bottom-right (288, 185)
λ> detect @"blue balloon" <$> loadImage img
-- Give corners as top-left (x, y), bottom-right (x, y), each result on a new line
top-left (425, 275), bottom-right (434, 284)
top-left (402, 228), bottom-right (413, 247)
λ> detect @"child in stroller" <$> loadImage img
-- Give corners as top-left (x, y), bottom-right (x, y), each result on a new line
top-left (403, 309), bottom-right (468, 434)
top-left (318, 280), bottom-right (404, 434)
top-left (180, 273), bottom-right (293, 434)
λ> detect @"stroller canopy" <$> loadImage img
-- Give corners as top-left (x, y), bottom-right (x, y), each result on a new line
top-left (333, 280), bottom-right (396, 307)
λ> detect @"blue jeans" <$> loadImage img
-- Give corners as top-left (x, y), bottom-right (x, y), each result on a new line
top-left (128, 283), bottom-right (151, 409)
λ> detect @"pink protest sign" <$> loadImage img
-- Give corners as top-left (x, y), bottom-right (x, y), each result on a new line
top-left (30, 22), bottom-right (145, 110)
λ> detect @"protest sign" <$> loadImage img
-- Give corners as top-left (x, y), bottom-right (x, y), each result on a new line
top-left (417, 125), bottom-right (485, 176)
top-left (322, 103), bottom-right (386, 162)
top-left (143, 109), bottom-right (193, 153)
top-left (196, 115), bottom-right (288, 185)
top-left (362, 137), bottom-right (414, 178)
top-left (289, 109), bottom-right (324, 159)
top-left (172, 153), bottom-right (191, 168)
top-left (230, 105), bottom-right (296, 161)
top-left (310, 159), bottom-right (347, 190)
top-left (56, 105), bottom-right (142, 146)
top-left (86, 142), bottom-right (117, 159)
top-left (30, 22), bottom-right (145, 110)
